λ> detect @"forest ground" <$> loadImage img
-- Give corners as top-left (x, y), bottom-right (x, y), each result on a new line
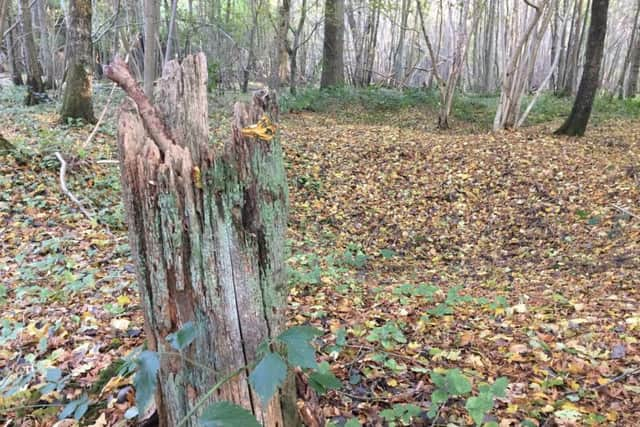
top-left (0, 83), bottom-right (639, 426)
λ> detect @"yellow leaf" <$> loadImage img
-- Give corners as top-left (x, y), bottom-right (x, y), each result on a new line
top-left (117, 295), bottom-right (131, 306)
top-left (506, 404), bottom-right (519, 414)
top-left (387, 378), bottom-right (398, 387)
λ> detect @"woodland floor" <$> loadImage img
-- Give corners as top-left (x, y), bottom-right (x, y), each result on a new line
top-left (0, 84), bottom-right (639, 426)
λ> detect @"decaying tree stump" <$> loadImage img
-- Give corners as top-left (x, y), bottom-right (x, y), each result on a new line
top-left (106, 53), bottom-right (299, 426)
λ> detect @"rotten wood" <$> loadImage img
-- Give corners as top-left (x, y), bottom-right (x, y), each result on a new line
top-left (107, 53), bottom-right (303, 427)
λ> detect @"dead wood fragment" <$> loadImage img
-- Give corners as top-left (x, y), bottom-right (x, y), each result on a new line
top-left (104, 56), bottom-right (174, 154)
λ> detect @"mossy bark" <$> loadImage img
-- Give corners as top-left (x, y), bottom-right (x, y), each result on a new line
top-left (116, 54), bottom-right (299, 427)
top-left (60, 0), bottom-right (95, 123)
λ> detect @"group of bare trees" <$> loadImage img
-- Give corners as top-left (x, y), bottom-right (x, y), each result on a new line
top-left (0, 0), bottom-right (632, 135)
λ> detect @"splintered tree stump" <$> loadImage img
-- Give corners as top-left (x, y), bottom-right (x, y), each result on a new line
top-left (107, 53), bottom-right (299, 426)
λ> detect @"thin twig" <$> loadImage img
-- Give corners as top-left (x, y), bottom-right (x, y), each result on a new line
top-left (54, 152), bottom-right (93, 220)
top-left (612, 204), bottom-right (640, 220)
top-left (592, 366), bottom-right (640, 391)
top-left (83, 83), bottom-right (117, 148)
top-left (95, 159), bottom-right (120, 165)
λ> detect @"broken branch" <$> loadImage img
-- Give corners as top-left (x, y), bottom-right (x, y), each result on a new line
top-left (54, 152), bottom-right (93, 220)
top-left (103, 56), bottom-right (174, 154)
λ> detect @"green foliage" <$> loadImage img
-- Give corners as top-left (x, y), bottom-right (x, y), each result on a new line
top-left (200, 402), bottom-right (261, 427)
top-left (59, 393), bottom-right (90, 420)
top-left (166, 322), bottom-right (197, 351)
top-left (277, 326), bottom-right (322, 369)
top-left (340, 243), bottom-right (368, 269)
top-left (308, 362), bottom-right (342, 394)
top-left (465, 377), bottom-right (508, 426)
top-left (380, 403), bottom-right (422, 426)
top-left (133, 351), bottom-right (160, 414)
top-left (248, 352), bottom-right (288, 404)
top-left (366, 321), bottom-right (406, 349)
top-left (427, 369), bottom-right (509, 426)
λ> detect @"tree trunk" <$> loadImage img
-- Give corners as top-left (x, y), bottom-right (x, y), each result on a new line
top-left (143, 0), bottom-right (160, 97)
top-left (616, 0), bottom-right (640, 98)
top-left (626, 3), bottom-right (640, 97)
top-left (164, 0), bottom-right (178, 64)
top-left (320, 0), bottom-right (344, 88)
top-left (0, 0), bottom-right (8, 44)
top-left (60, 0), bottom-right (96, 123)
top-left (289, 0), bottom-right (308, 95)
top-left (106, 54), bottom-right (300, 427)
top-left (393, 0), bottom-right (409, 85)
top-left (18, 0), bottom-right (45, 104)
top-left (5, 11), bottom-right (24, 86)
top-left (35, 0), bottom-right (55, 89)
top-left (555, 0), bottom-right (609, 136)
top-left (274, 0), bottom-right (290, 88)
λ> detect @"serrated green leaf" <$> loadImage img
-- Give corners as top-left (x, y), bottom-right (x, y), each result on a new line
top-left (249, 352), bottom-right (287, 404)
top-left (465, 394), bottom-right (493, 426)
top-left (446, 369), bottom-right (471, 395)
top-left (277, 326), bottom-right (322, 369)
top-left (431, 388), bottom-right (448, 405)
top-left (134, 351), bottom-right (160, 413)
top-left (490, 376), bottom-right (508, 398)
top-left (308, 361), bottom-right (341, 394)
top-left (166, 321), bottom-right (197, 350)
top-left (278, 325), bottom-right (323, 343)
top-left (200, 402), bottom-right (261, 427)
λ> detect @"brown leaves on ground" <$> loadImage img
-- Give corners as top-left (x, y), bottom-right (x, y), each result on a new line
top-left (283, 111), bottom-right (639, 426)
top-left (0, 98), bottom-right (639, 426)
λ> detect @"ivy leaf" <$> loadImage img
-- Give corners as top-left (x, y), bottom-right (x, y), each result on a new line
top-left (308, 361), bottom-right (342, 394)
top-left (166, 321), bottom-right (197, 350)
top-left (134, 351), bottom-right (160, 414)
top-left (200, 402), bottom-right (261, 427)
top-left (277, 326), bottom-right (322, 369)
top-left (248, 352), bottom-right (287, 404)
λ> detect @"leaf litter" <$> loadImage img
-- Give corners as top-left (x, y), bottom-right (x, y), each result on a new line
top-left (0, 87), bottom-right (639, 426)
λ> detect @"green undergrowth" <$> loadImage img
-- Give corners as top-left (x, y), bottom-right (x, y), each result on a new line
top-left (279, 86), bottom-right (640, 128)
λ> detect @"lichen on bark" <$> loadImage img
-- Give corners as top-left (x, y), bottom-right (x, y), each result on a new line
top-left (112, 53), bottom-right (299, 426)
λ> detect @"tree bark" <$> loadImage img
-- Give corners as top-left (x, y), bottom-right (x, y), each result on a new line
top-left (4, 10), bottom-right (24, 86)
top-left (18, 0), bottom-right (45, 104)
top-left (143, 0), bottom-right (160, 97)
top-left (106, 53), bottom-right (299, 427)
top-left (320, 0), bottom-right (344, 88)
top-left (393, 0), bottom-right (409, 85)
top-left (625, 2), bottom-right (640, 97)
top-left (274, 0), bottom-right (291, 88)
top-left (164, 0), bottom-right (178, 64)
top-left (555, 0), bottom-right (609, 136)
top-left (35, 0), bottom-right (55, 89)
top-left (60, 0), bottom-right (96, 123)
top-left (616, 0), bottom-right (640, 98)
top-left (0, 0), bottom-right (8, 43)
top-left (289, 0), bottom-right (308, 95)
